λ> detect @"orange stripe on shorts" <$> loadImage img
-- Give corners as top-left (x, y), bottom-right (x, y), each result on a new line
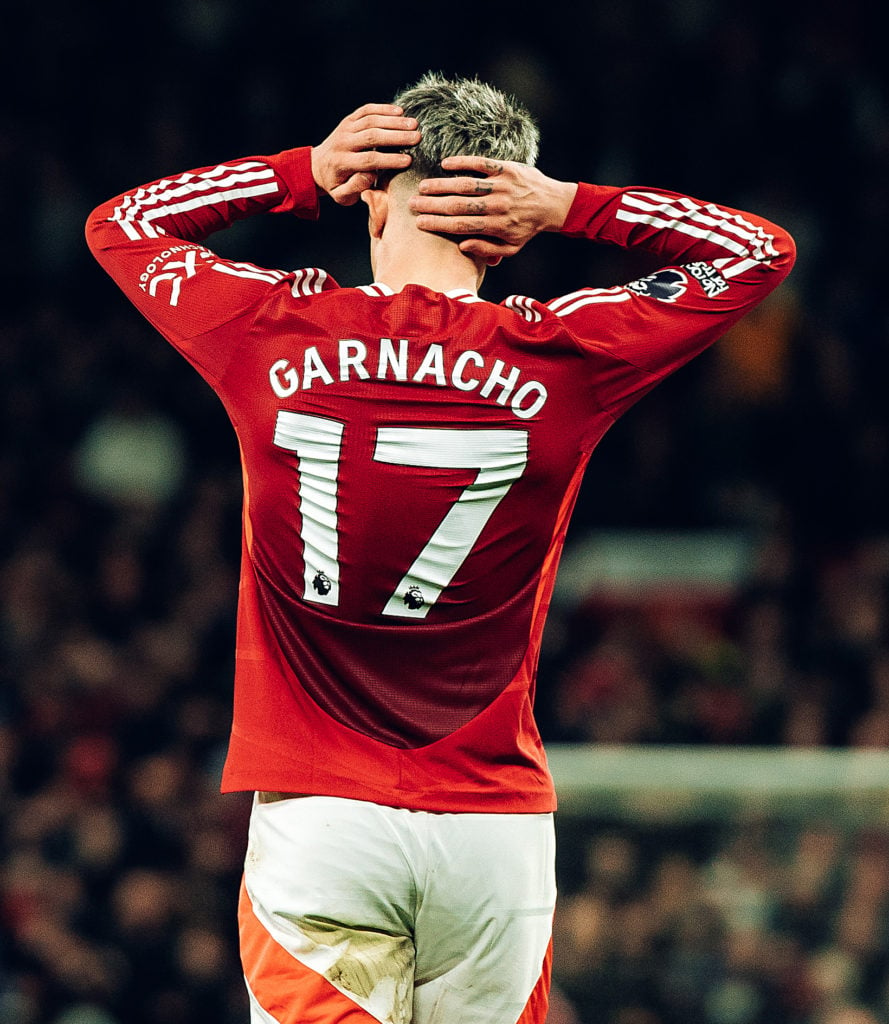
top-left (238, 878), bottom-right (379, 1024)
top-left (515, 937), bottom-right (553, 1024)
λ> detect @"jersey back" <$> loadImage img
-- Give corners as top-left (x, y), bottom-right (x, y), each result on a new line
top-left (222, 282), bottom-right (604, 762)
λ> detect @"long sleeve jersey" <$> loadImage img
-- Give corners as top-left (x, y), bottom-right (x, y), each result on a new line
top-left (86, 146), bottom-right (795, 812)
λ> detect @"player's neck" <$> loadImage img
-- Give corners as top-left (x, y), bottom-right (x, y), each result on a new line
top-left (373, 252), bottom-right (483, 295)
top-left (371, 217), bottom-right (485, 295)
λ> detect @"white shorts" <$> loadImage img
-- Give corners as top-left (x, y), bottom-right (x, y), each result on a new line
top-left (239, 794), bottom-right (556, 1024)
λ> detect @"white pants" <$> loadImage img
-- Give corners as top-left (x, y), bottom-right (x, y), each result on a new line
top-left (239, 794), bottom-right (556, 1024)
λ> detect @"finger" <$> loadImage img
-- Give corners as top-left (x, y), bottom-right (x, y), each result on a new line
top-left (344, 114), bottom-right (418, 142)
top-left (370, 151), bottom-right (414, 172)
top-left (440, 155), bottom-right (505, 175)
top-left (340, 151), bottom-right (412, 176)
top-left (345, 103), bottom-right (406, 121)
top-left (414, 214), bottom-right (490, 236)
top-left (329, 172), bottom-right (376, 205)
top-left (349, 113), bottom-right (418, 132)
top-left (416, 176), bottom-right (496, 197)
top-left (410, 195), bottom-right (502, 218)
top-left (458, 238), bottom-right (520, 260)
top-left (350, 127), bottom-right (421, 151)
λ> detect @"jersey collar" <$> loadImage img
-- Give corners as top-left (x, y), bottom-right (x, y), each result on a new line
top-left (358, 283), bottom-right (483, 303)
top-left (445, 288), bottom-right (484, 303)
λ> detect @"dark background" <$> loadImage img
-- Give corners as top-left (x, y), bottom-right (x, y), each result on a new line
top-left (2, 2), bottom-right (889, 1022)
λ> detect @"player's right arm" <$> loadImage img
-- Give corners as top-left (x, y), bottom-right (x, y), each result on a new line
top-left (84, 106), bottom-right (419, 382)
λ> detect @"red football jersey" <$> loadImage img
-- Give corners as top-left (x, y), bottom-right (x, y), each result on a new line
top-left (86, 146), bottom-right (795, 812)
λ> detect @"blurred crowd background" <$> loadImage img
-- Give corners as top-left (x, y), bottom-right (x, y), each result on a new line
top-left (3, 0), bottom-right (889, 1021)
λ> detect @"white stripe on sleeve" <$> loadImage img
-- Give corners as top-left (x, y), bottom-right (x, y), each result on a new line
top-left (211, 263), bottom-right (285, 285)
top-left (111, 162), bottom-right (280, 240)
top-left (548, 287), bottom-right (631, 318)
top-left (618, 191), bottom-right (778, 261)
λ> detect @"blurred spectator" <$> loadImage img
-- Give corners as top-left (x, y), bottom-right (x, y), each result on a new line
top-left (553, 819), bottom-right (889, 1024)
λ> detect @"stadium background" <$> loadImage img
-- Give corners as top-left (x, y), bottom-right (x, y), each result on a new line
top-left (2, 1), bottom-right (888, 1022)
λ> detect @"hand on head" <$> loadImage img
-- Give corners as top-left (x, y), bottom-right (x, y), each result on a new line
top-left (408, 156), bottom-right (578, 263)
top-left (312, 101), bottom-right (577, 267)
top-left (311, 104), bottom-right (420, 206)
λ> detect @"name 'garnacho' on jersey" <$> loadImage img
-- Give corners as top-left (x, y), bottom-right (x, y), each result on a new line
top-left (268, 337), bottom-right (549, 420)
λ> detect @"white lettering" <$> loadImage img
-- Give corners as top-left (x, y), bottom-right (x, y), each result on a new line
top-left (511, 381), bottom-right (548, 419)
top-left (339, 339), bottom-right (370, 382)
top-left (303, 347), bottom-right (335, 388)
top-left (452, 350), bottom-right (483, 391)
top-left (378, 338), bottom-right (409, 381)
top-left (270, 358), bottom-right (300, 398)
top-left (161, 250), bottom-right (198, 279)
top-left (268, 338), bottom-right (549, 419)
top-left (413, 344), bottom-right (447, 386)
top-left (480, 359), bottom-right (520, 405)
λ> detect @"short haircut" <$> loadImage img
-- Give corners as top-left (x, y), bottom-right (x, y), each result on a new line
top-left (390, 71), bottom-right (539, 180)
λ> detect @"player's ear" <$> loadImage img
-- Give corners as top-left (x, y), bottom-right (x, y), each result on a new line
top-left (361, 188), bottom-right (388, 239)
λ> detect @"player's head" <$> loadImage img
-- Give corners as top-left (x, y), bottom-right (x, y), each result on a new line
top-left (363, 73), bottom-right (539, 280)
top-left (387, 71), bottom-right (539, 185)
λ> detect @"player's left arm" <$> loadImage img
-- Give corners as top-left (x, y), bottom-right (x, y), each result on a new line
top-left (552, 179), bottom-right (796, 415)
top-left (412, 155), bottom-right (795, 285)
top-left (413, 156), bottom-right (797, 414)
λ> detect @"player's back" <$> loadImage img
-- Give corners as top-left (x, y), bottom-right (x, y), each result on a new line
top-left (220, 279), bottom-right (605, 752)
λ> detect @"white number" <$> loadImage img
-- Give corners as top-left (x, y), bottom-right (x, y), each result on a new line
top-left (373, 427), bottom-right (528, 618)
top-left (273, 412), bottom-right (344, 606)
top-left (273, 413), bottom-right (528, 618)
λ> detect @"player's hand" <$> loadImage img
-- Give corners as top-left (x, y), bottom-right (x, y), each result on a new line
top-left (408, 156), bottom-right (578, 262)
top-left (311, 104), bottom-right (421, 206)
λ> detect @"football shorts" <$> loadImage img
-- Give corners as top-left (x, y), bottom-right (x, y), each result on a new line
top-left (239, 793), bottom-right (555, 1024)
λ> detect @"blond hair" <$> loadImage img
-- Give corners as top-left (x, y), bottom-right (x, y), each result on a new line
top-left (391, 71), bottom-right (539, 180)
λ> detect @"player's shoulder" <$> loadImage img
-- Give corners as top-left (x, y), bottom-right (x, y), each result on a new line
top-left (221, 264), bottom-right (341, 302)
top-left (286, 267), bottom-right (341, 298)
top-left (286, 275), bottom-right (430, 303)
